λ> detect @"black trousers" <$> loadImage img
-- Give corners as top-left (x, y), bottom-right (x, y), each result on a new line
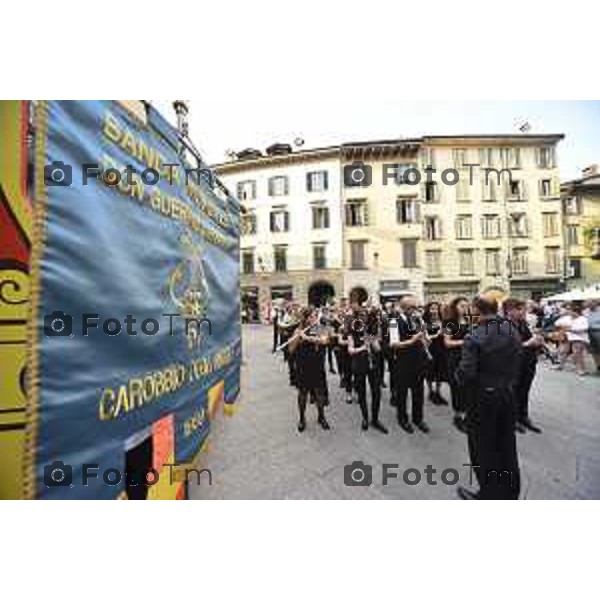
top-left (448, 357), bottom-right (466, 413)
top-left (515, 362), bottom-right (537, 422)
top-left (450, 379), bottom-right (467, 413)
top-left (353, 369), bottom-right (381, 422)
top-left (396, 376), bottom-right (424, 424)
top-left (337, 349), bottom-right (353, 393)
top-left (272, 324), bottom-right (279, 351)
top-left (388, 355), bottom-right (398, 403)
top-left (467, 389), bottom-right (520, 500)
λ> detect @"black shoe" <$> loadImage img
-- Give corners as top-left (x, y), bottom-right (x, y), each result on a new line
top-left (457, 486), bottom-right (480, 500)
top-left (398, 420), bottom-right (414, 434)
top-left (436, 393), bottom-right (449, 406)
top-left (515, 421), bottom-right (527, 434)
top-left (521, 418), bottom-right (542, 434)
top-left (453, 415), bottom-right (467, 434)
top-left (371, 420), bottom-right (389, 434)
top-left (429, 391), bottom-right (441, 405)
top-left (361, 419), bottom-right (369, 431)
top-left (297, 419), bottom-right (306, 433)
top-left (318, 417), bottom-right (331, 431)
top-left (414, 421), bottom-right (430, 433)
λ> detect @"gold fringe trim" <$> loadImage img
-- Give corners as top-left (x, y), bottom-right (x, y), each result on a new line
top-left (22, 100), bottom-right (49, 500)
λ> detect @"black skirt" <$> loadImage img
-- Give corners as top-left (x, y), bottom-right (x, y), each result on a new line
top-left (294, 341), bottom-right (327, 390)
top-left (428, 335), bottom-right (448, 382)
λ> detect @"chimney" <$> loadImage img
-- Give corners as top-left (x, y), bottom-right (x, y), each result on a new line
top-left (266, 143), bottom-right (293, 156)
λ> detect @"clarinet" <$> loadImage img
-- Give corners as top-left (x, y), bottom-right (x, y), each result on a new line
top-left (414, 315), bottom-right (434, 361)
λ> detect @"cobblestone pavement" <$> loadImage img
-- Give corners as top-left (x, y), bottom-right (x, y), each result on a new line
top-left (192, 324), bottom-right (600, 499)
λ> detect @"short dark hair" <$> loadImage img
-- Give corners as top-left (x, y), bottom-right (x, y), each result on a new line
top-left (473, 295), bottom-right (498, 316)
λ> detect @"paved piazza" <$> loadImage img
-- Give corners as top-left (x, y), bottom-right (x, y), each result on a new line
top-left (192, 325), bottom-right (600, 499)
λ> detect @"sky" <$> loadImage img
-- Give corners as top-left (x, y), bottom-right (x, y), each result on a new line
top-left (153, 100), bottom-right (600, 181)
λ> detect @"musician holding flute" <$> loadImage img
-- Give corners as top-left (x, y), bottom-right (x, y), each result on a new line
top-left (384, 295), bottom-right (430, 434)
top-left (288, 308), bottom-right (331, 432)
top-left (347, 308), bottom-right (388, 433)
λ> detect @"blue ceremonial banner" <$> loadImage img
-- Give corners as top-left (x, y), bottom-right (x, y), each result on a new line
top-left (26, 101), bottom-right (241, 499)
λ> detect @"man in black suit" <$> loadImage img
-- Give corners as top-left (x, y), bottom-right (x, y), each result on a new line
top-left (503, 298), bottom-right (543, 434)
top-left (456, 296), bottom-right (523, 500)
top-left (386, 295), bottom-right (430, 434)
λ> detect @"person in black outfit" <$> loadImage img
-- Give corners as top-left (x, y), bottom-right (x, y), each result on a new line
top-left (278, 305), bottom-right (299, 387)
top-left (347, 308), bottom-right (388, 433)
top-left (271, 305), bottom-right (280, 353)
top-left (443, 297), bottom-right (472, 433)
top-left (337, 307), bottom-right (354, 403)
top-left (423, 301), bottom-right (448, 405)
top-left (456, 296), bottom-right (522, 500)
top-left (320, 306), bottom-right (338, 375)
top-left (386, 295), bottom-right (430, 434)
top-left (289, 308), bottom-right (331, 432)
top-left (383, 302), bottom-right (400, 407)
top-left (504, 298), bottom-right (543, 434)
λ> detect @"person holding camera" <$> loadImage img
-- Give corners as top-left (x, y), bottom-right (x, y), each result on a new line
top-left (289, 308), bottom-right (331, 432)
top-left (386, 296), bottom-right (430, 434)
top-left (347, 309), bottom-right (388, 433)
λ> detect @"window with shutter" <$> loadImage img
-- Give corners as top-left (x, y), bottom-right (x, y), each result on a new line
top-left (485, 249), bottom-right (501, 275)
top-left (511, 248), bottom-right (528, 275)
top-left (459, 250), bottom-right (475, 275)
top-left (350, 241), bottom-right (366, 269)
top-left (402, 240), bottom-right (418, 268)
top-left (545, 247), bottom-right (561, 274)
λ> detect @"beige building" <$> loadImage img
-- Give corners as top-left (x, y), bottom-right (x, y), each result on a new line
top-left (341, 134), bottom-right (565, 302)
top-left (561, 165), bottom-right (600, 288)
top-left (214, 144), bottom-right (345, 318)
top-left (214, 134), bottom-right (566, 313)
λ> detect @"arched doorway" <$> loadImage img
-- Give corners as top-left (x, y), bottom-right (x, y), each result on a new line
top-left (308, 281), bottom-right (335, 307)
top-left (349, 286), bottom-right (368, 306)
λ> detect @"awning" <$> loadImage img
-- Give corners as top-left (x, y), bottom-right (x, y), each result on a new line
top-left (379, 289), bottom-right (413, 297)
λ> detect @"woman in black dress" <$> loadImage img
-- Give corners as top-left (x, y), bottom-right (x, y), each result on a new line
top-left (423, 301), bottom-right (448, 405)
top-left (289, 308), bottom-right (331, 432)
top-left (443, 296), bottom-right (472, 433)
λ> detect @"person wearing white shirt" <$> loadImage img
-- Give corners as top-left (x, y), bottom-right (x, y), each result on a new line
top-left (554, 304), bottom-right (589, 375)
